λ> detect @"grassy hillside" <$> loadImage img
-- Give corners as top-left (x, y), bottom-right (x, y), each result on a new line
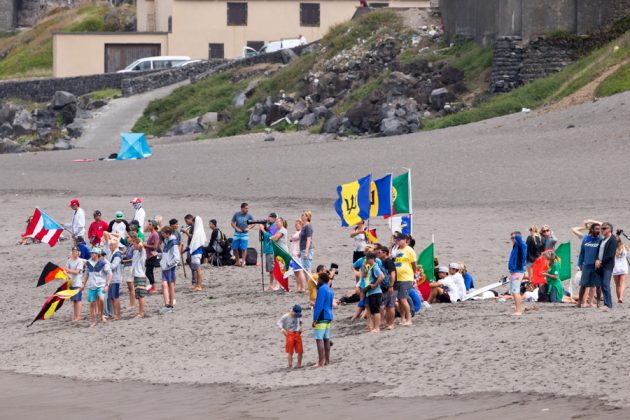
top-left (0, 3), bottom-right (131, 80)
top-left (424, 32), bottom-right (630, 130)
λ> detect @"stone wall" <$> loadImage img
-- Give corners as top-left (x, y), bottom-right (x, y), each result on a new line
top-left (441, 0), bottom-right (630, 44)
top-left (489, 37), bottom-right (524, 93)
top-left (0, 0), bottom-right (15, 32)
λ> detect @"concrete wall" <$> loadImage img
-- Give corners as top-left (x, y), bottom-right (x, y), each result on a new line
top-left (0, 0), bottom-right (15, 32)
top-left (442, 0), bottom-right (630, 44)
top-left (53, 32), bottom-right (169, 77)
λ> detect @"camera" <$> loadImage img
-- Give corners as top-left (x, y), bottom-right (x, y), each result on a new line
top-left (330, 263), bottom-right (339, 275)
top-left (247, 220), bottom-right (268, 226)
top-left (617, 229), bottom-right (624, 236)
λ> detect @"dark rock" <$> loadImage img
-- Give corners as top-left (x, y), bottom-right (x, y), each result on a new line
top-left (280, 49), bottom-right (298, 64)
top-left (313, 105), bottom-right (329, 119)
top-left (251, 103), bottom-right (264, 117)
top-left (170, 117), bottom-right (203, 135)
top-left (290, 100), bottom-right (309, 121)
top-left (380, 117), bottom-right (408, 137)
top-left (321, 98), bottom-right (336, 108)
top-left (89, 99), bottom-right (107, 110)
top-left (430, 88), bottom-right (449, 110)
top-left (0, 103), bottom-right (19, 124)
top-left (66, 122), bottom-right (83, 138)
top-left (0, 138), bottom-right (26, 154)
top-left (53, 140), bottom-right (72, 150)
top-left (61, 103), bottom-right (77, 124)
top-left (0, 122), bottom-right (13, 137)
top-left (51, 91), bottom-right (77, 110)
top-left (323, 116), bottom-right (341, 134)
top-left (298, 113), bottom-right (318, 129)
top-left (244, 80), bottom-right (259, 97)
top-left (441, 66), bottom-right (465, 85)
top-left (264, 134), bottom-right (275, 142)
top-left (248, 113), bottom-right (262, 129)
top-left (12, 109), bottom-right (35, 135)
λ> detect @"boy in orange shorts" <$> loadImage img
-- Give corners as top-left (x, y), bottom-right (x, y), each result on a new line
top-left (276, 304), bottom-right (303, 368)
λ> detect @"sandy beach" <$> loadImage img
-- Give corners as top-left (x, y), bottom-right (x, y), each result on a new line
top-left (1, 91), bottom-right (630, 418)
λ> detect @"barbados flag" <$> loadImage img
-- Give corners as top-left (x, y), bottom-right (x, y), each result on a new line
top-left (370, 174), bottom-right (392, 218)
top-left (334, 174), bottom-right (372, 227)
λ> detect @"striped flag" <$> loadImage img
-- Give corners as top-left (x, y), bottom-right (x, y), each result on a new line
top-left (36, 262), bottom-right (68, 287)
top-left (22, 208), bottom-right (63, 247)
top-left (366, 229), bottom-right (378, 243)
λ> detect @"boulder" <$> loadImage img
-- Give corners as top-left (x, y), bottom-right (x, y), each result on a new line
top-left (379, 117), bottom-right (408, 137)
top-left (12, 109), bottom-right (35, 135)
top-left (170, 117), bottom-right (203, 135)
top-left (313, 106), bottom-right (329, 119)
top-left (0, 102), bottom-right (19, 124)
top-left (233, 91), bottom-right (247, 107)
top-left (61, 103), bottom-right (77, 124)
top-left (65, 122), bottom-right (83, 138)
top-left (322, 116), bottom-right (341, 134)
top-left (297, 113), bottom-right (318, 129)
top-left (200, 112), bottom-right (219, 126)
top-left (53, 140), bottom-right (72, 150)
top-left (244, 80), bottom-right (259, 97)
top-left (430, 88), bottom-right (449, 110)
top-left (51, 91), bottom-right (77, 110)
top-left (0, 122), bottom-right (13, 137)
top-left (289, 100), bottom-right (308, 121)
top-left (280, 48), bottom-right (298, 64)
top-left (440, 66), bottom-right (465, 85)
top-left (321, 97), bottom-right (336, 108)
top-left (0, 138), bottom-right (26, 154)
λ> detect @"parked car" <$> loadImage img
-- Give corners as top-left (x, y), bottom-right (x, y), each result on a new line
top-left (242, 37), bottom-right (307, 57)
top-left (117, 56), bottom-right (192, 73)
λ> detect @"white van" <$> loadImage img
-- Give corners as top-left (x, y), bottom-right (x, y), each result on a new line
top-left (242, 37), bottom-right (307, 57)
top-left (117, 56), bottom-right (192, 73)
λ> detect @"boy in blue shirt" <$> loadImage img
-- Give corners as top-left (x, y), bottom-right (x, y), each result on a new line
top-left (312, 272), bottom-right (334, 368)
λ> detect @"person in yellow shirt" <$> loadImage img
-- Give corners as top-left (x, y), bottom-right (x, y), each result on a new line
top-left (393, 233), bottom-right (417, 326)
top-left (308, 265), bottom-right (337, 307)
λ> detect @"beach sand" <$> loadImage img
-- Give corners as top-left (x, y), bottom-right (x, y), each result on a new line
top-left (0, 91), bottom-right (629, 418)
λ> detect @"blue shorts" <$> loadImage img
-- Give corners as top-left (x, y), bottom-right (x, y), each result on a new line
top-left (108, 283), bottom-right (120, 299)
top-left (313, 322), bottom-right (331, 340)
top-left (233, 233), bottom-right (249, 251)
top-left (162, 267), bottom-right (176, 283)
top-left (87, 287), bottom-right (104, 302)
top-left (300, 248), bottom-right (313, 270)
top-left (70, 287), bottom-right (82, 302)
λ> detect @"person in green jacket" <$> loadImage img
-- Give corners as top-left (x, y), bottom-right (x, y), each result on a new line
top-left (542, 251), bottom-right (563, 303)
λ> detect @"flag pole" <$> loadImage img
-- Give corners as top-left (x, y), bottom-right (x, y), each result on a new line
top-left (407, 167), bottom-right (413, 236)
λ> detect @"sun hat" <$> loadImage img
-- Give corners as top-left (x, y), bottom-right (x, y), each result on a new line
top-left (130, 197), bottom-right (142, 204)
top-left (449, 262), bottom-right (460, 270)
top-left (438, 266), bottom-right (449, 274)
top-left (292, 304), bottom-right (302, 317)
top-left (115, 211), bottom-right (124, 219)
top-left (70, 199), bottom-right (79, 207)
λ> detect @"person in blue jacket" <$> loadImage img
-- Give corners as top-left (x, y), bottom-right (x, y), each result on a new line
top-left (577, 223), bottom-right (602, 308)
top-left (312, 272), bottom-right (334, 368)
top-left (508, 231), bottom-right (527, 316)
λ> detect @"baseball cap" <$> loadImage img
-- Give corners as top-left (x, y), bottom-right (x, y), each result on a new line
top-left (115, 211), bottom-right (124, 219)
top-left (130, 197), bottom-right (142, 204)
top-left (292, 304), bottom-right (302, 317)
top-left (269, 212), bottom-right (278, 218)
top-left (394, 233), bottom-right (408, 241)
top-left (449, 262), bottom-right (460, 270)
top-left (438, 266), bottom-right (449, 274)
top-left (149, 219), bottom-right (158, 228)
top-left (70, 199), bottom-right (79, 207)
top-left (90, 247), bottom-right (101, 254)
top-left (93, 210), bottom-right (102, 217)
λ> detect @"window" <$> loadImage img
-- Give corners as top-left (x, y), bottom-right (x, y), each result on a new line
top-left (153, 61), bottom-right (173, 70)
top-left (208, 43), bottom-right (225, 59)
top-left (168, 16), bottom-right (172, 32)
top-left (134, 60), bottom-right (152, 71)
top-left (227, 2), bottom-right (248, 26)
top-left (300, 3), bottom-right (320, 27)
top-left (247, 41), bottom-right (265, 52)
top-left (369, 3), bottom-right (389, 7)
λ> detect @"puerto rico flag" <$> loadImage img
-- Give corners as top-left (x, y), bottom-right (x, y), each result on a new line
top-left (22, 208), bottom-right (63, 247)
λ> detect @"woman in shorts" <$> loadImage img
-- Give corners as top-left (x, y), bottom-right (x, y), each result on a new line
top-left (613, 234), bottom-right (628, 303)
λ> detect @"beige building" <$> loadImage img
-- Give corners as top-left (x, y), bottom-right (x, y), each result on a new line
top-left (53, 0), bottom-right (429, 77)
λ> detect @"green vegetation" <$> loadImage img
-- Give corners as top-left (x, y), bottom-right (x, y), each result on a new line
top-left (0, 4), bottom-right (123, 80)
top-left (424, 34), bottom-right (630, 131)
top-left (596, 61), bottom-right (630, 97)
top-left (89, 88), bottom-right (121, 100)
top-left (132, 72), bottom-right (247, 136)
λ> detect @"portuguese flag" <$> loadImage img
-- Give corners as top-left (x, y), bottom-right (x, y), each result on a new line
top-left (37, 262), bottom-right (68, 287)
top-left (417, 242), bottom-right (435, 282)
top-left (392, 172), bottom-right (411, 215)
top-left (271, 240), bottom-right (292, 292)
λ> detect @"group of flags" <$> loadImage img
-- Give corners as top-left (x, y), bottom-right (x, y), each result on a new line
top-left (334, 171), bottom-right (412, 230)
top-left (29, 262), bottom-right (79, 327)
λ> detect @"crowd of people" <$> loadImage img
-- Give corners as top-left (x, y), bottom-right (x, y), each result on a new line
top-left (21, 198), bottom-right (629, 367)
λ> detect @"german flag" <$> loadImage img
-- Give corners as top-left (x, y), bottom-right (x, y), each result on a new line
top-left (37, 262), bottom-right (68, 287)
top-left (366, 229), bottom-right (378, 244)
top-left (28, 281), bottom-right (71, 327)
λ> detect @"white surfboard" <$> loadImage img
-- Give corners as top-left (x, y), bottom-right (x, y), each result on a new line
top-left (462, 277), bottom-right (509, 301)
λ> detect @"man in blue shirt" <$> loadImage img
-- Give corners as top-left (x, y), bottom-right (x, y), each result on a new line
top-left (313, 272), bottom-right (334, 368)
top-left (231, 203), bottom-right (255, 267)
top-left (577, 223), bottom-right (602, 308)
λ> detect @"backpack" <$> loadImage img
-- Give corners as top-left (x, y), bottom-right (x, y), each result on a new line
top-left (245, 247), bottom-right (258, 265)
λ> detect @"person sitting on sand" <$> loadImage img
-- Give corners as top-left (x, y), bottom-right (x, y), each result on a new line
top-left (541, 251), bottom-right (563, 303)
top-left (460, 263), bottom-right (475, 291)
top-left (82, 247), bottom-right (112, 327)
top-left (17, 216), bottom-right (40, 245)
top-left (277, 304), bottom-right (303, 369)
top-left (429, 265), bottom-right (463, 303)
top-left (312, 272), bottom-right (334, 368)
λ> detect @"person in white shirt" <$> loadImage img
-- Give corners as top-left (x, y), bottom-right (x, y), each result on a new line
top-left (130, 197), bottom-right (146, 229)
top-left (429, 265), bottom-right (466, 303)
top-left (64, 199), bottom-right (85, 239)
top-left (613, 234), bottom-right (628, 304)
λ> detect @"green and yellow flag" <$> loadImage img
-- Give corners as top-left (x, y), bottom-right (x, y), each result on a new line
top-left (392, 172), bottom-right (411, 215)
top-left (417, 242), bottom-right (435, 282)
top-left (556, 241), bottom-right (571, 281)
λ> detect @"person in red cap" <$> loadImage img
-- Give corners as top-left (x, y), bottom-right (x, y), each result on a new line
top-left (64, 199), bottom-right (85, 239)
top-left (130, 197), bottom-right (146, 229)
top-left (87, 210), bottom-right (109, 246)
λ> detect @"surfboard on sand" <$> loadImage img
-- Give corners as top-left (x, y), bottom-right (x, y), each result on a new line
top-left (462, 276), bottom-right (509, 301)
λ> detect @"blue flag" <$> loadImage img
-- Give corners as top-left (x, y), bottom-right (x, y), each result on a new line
top-left (370, 174), bottom-right (392, 218)
top-left (334, 174), bottom-right (372, 227)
